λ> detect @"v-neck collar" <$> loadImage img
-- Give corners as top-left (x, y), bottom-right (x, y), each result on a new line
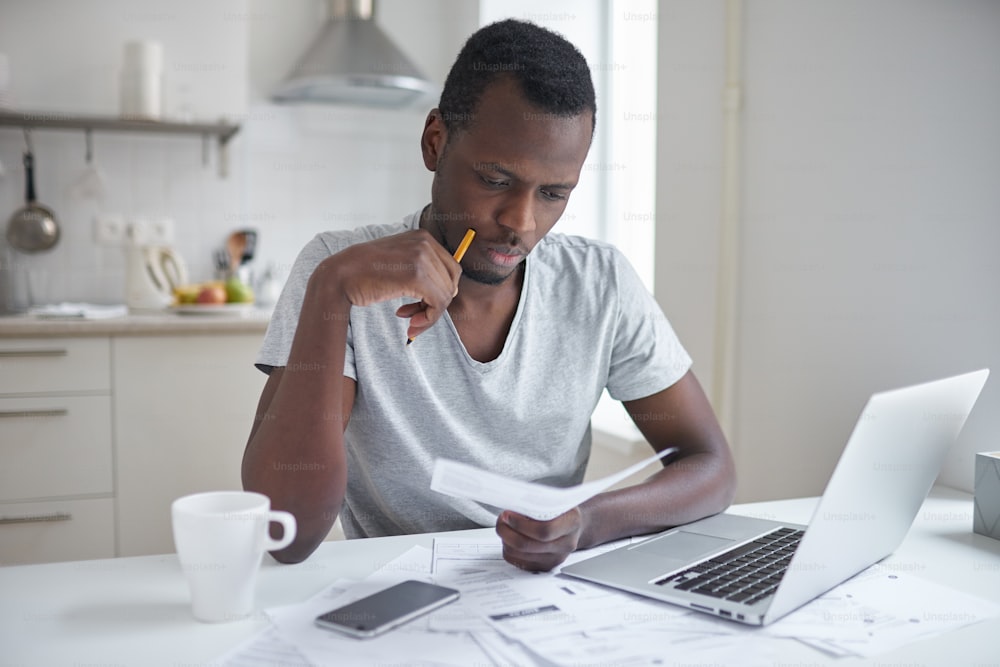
top-left (444, 251), bottom-right (530, 374)
top-left (406, 206), bottom-right (530, 372)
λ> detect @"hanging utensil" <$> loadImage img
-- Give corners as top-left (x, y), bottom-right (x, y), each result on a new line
top-left (213, 247), bottom-right (229, 280)
top-left (225, 231), bottom-right (246, 277)
top-left (6, 131), bottom-right (60, 253)
top-left (69, 129), bottom-right (108, 201)
top-left (239, 229), bottom-right (257, 265)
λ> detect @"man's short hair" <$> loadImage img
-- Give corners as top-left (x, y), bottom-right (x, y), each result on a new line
top-left (438, 19), bottom-right (597, 136)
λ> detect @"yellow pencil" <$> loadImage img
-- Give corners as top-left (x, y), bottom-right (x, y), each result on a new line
top-left (453, 227), bottom-right (476, 264)
top-left (407, 228), bottom-right (476, 345)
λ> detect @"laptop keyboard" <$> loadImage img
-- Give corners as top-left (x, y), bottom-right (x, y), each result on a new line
top-left (653, 527), bottom-right (804, 606)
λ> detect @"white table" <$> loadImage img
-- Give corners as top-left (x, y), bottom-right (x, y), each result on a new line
top-left (2, 486), bottom-right (998, 666)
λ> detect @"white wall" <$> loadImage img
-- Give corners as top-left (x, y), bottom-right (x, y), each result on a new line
top-left (655, 0), bottom-right (726, 398)
top-left (0, 0), bottom-right (248, 118)
top-left (656, 0), bottom-right (1000, 501)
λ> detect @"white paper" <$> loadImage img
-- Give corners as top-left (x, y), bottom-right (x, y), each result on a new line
top-left (429, 534), bottom-right (1000, 665)
top-left (430, 533), bottom-right (650, 573)
top-left (523, 626), bottom-right (783, 667)
top-left (30, 302), bottom-right (128, 319)
top-left (217, 626), bottom-right (311, 667)
top-left (217, 526), bottom-right (1000, 666)
top-left (430, 447), bottom-right (677, 521)
top-left (264, 547), bottom-right (494, 667)
top-left (761, 565), bottom-right (1000, 657)
top-left (430, 534), bottom-right (760, 666)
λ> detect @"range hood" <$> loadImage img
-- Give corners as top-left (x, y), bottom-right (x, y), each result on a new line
top-left (272, 0), bottom-right (437, 108)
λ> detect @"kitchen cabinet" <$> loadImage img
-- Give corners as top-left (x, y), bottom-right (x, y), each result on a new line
top-left (0, 338), bottom-right (116, 564)
top-left (0, 320), bottom-right (268, 564)
top-left (113, 334), bottom-right (264, 557)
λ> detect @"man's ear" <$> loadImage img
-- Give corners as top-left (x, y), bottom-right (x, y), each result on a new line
top-left (420, 109), bottom-right (448, 171)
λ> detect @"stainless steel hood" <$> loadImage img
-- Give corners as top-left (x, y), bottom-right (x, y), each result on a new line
top-left (272, 0), bottom-right (437, 108)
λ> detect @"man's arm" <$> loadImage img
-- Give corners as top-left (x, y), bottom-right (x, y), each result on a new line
top-left (241, 275), bottom-right (354, 564)
top-left (242, 366), bottom-right (356, 563)
top-left (496, 370), bottom-right (736, 571)
top-left (242, 230), bottom-right (463, 563)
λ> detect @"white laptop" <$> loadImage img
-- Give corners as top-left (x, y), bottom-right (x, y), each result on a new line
top-left (562, 369), bottom-right (989, 626)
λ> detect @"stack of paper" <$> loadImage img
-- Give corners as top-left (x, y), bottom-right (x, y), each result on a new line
top-left (217, 534), bottom-right (1000, 666)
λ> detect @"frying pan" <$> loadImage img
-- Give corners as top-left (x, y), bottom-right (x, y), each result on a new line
top-left (6, 150), bottom-right (60, 253)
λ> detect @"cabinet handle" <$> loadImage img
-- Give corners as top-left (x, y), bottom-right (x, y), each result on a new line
top-left (0, 512), bottom-right (72, 525)
top-left (0, 349), bottom-right (68, 358)
top-left (0, 408), bottom-right (69, 419)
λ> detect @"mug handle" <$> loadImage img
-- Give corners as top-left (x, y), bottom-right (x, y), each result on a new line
top-left (264, 510), bottom-right (297, 551)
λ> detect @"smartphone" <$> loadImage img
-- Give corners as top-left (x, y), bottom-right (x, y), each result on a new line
top-left (314, 579), bottom-right (460, 639)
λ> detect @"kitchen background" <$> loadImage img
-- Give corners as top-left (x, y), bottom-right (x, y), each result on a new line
top-left (2, 0), bottom-right (999, 509)
top-left (0, 0), bottom-right (659, 510)
top-left (0, 0), bottom-right (658, 304)
top-left (0, 0), bottom-right (478, 303)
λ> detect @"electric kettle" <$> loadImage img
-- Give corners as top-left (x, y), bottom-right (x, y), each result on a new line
top-left (125, 244), bottom-right (187, 310)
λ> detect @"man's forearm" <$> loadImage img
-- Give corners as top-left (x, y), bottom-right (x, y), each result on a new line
top-left (242, 276), bottom-right (353, 563)
top-left (577, 450), bottom-right (736, 550)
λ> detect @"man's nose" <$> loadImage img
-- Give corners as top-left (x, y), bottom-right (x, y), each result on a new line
top-left (497, 190), bottom-right (537, 236)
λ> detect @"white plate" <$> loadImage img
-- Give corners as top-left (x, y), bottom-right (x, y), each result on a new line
top-left (171, 303), bottom-right (255, 316)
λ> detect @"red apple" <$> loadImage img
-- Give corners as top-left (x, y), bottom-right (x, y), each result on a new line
top-left (196, 284), bottom-right (227, 305)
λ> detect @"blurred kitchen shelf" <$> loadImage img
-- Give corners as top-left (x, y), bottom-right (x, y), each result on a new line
top-left (0, 110), bottom-right (240, 177)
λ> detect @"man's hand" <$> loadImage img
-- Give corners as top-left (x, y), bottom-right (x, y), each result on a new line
top-left (495, 508), bottom-right (584, 572)
top-left (323, 229), bottom-right (463, 340)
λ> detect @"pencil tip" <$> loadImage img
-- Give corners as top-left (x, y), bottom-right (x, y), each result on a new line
top-left (406, 337), bottom-right (413, 346)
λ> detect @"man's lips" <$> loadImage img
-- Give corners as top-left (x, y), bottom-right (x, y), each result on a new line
top-left (485, 247), bottom-right (525, 267)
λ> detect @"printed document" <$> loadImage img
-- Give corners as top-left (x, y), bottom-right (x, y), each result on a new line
top-left (430, 447), bottom-right (677, 520)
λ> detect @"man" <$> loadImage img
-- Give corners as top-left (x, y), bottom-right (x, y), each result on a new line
top-left (243, 19), bottom-right (735, 571)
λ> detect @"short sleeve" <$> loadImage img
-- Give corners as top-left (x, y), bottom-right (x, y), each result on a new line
top-left (254, 218), bottom-right (419, 378)
top-left (255, 235), bottom-right (335, 373)
top-left (343, 321), bottom-right (357, 381)
top-left (605, 251), bottom-right (692, 402)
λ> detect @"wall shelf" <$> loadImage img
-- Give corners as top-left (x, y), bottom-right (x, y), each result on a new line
top-left (0, 110), bottom-right (240, 178)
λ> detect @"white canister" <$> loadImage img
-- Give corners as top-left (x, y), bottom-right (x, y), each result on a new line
top-left (120, 40), bottom-right (163, 120)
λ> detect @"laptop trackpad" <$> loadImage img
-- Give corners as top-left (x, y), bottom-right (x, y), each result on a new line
top-left (637, 530), bottom-right (735, 559)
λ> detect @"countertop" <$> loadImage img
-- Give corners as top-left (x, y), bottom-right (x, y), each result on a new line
top-left (0, 308), bottom-right (272, 338)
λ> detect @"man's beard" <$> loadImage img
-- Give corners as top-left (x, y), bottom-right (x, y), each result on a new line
top-left (461, 262), bottom-right (519, 286)
top-left (433, 214), bottom-right (522, 286)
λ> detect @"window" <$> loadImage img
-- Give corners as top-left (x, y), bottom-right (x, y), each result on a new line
top-left (480, 0), bottom-right (658, 443)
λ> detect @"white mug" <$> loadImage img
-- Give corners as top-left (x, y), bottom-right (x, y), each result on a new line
top-left (171, 491), bottom-right (296, 622)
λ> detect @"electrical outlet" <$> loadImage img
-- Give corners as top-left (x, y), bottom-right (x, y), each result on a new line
top-left (149, 216), bottom-right (175, 245)
top-left (126, 218), bottom-right (151, 245)
top-left (125, 216), bottom-right (175, 246)
top-left (94, 215), bottom-right (126, 245)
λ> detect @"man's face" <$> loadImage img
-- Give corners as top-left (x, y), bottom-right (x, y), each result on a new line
top-left (421, 77), bottom-right (593, 285)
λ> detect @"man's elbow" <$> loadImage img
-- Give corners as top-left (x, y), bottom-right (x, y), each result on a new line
top-left (268, 534), bottom-right (326, 564)
top-left (715, 451), bottom-right (738, 510)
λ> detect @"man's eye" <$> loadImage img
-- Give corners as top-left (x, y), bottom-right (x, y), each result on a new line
top-left (480, 175), bottom-right (508, 188)
top-left (541, 189), bottom-right (567, 201)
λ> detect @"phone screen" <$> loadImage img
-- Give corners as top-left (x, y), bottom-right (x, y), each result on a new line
top-left (314, 580), bottom-right (460, 638)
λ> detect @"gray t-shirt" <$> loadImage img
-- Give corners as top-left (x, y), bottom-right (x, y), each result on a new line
top-left (257, 208), bottom-right (692, 538)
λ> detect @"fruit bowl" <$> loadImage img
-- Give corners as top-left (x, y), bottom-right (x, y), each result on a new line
top-left (171, 303), bottom-right (256, 316)
top-left (172, 277), bottom-right (255, 314)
